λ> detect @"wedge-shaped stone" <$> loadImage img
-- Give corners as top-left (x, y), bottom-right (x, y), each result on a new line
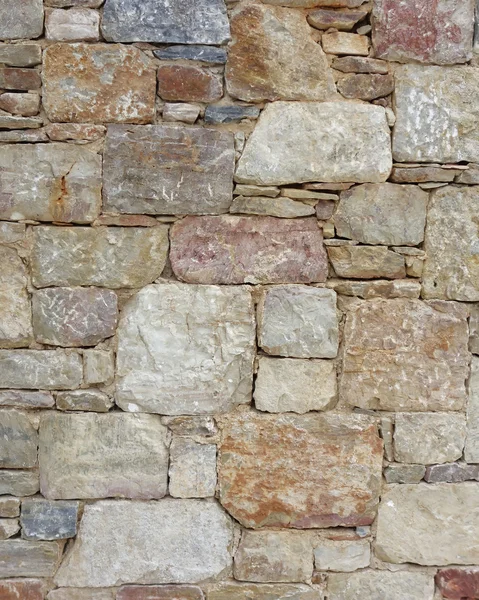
top-left (31, 226), bottom-right (169, 288)
top-left (39, 412), bottom-right (169, 499)
top-left (226, 3), bottom-right (335, 102)
top-left (393, 65), bottom-right (479, 163)
top-left (116, 284), bottom-right (255, 414)
top-left (170, 216), bottom-right (328, 284)
top-left (340, 299), bottom-right (469, 411)
top-left (423, 186), bottom-right (479, 300)
top-left (55, 500), bottom-right (233, 587)
top-left (0, 540), bottom-right (62, 577)
top-left (205, 583), bottom-right (321, 600)
top-left (0, 247), bottom-right (32, 348)
top-left (376, 483), bottom-right (479, 565)
top-left (0, 410), bottom-right (37, 468)
top-left (0, 350), bottom-right (83, 390)
top-left (103, 125), bottom-right (234, 215)
top-left (328, 246), bottom-right (406, 279)
top-left (43, 44), bottom-right (156, 124)
top-left (0, 0), bottom-right (43, 40)
top-left (466, 356), bottom-right (479, 463)
top-left (236, 102), bottom-right (391, 185)
top-left (327, 571), bottom-right (434, 600)
top-left (218, 411), bottom-right (383, 529)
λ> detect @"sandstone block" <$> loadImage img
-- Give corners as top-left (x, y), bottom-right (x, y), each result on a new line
top-left (230, 196), bottom-right (315, 218)
top-left (218, 411), bottom-right (383, 528)
top-left (466, 356), bottom-right (479, 463)
top-left (0, 470), bottom-right (39, 496)
top-left (436, 567), bottom-right (479, 599)
top-left (0, 68), bottom-right (41, 91)
top-left (0, 540), bottom-right (62, 577)
top-left (307, 8), bottom-right (367, 30)
top-left (425, 463), bottom-right (479, 483)
top-left (157, 65), bottom-right (222, 103)
top-left (170, 216), bottom-right (328, 284)
top-left (154, 45), bottom-right (227, 64)
top-left (0, 519), bottom-right (20, 540)
top-left (39, 412), bottom-right (169, 500)
top-left (83, 349), bottom-right (115, 386)
top-left (31, 226), bottom-right (169, 288)
top-left (0, 247), bottom-right (32, 348)
top-left (340, 299), bottom-right (469, 411)
top-left (56, 390), bottom-right (113, 412)
top-left (0, 579), bottom-right (45, 600)
top-left (0, 92), bottom-right (40, 116)
top-left (327, 571), bottom-right (434, 600)
top-left (0, 409), bottom-right (37, 468)
top-left (322, 32), bottom-right (369, 55)
top-left (103, 125), bottom-right (234, 215)
top-left (161, 416), bottom-right (217, 437)
top-left (21, 499), bottom-right (79, 540)
top-left (43, 44), bottom-right (156, 124)
top-left (45, 123), bottom-right (106, 141)
top-left (0, 0), bottom-right (43, 40)
top-left (337, 74), bottom-right (394, 101)
top-left (169, 438), bottom-right (217, 498)
top-left (326, 279), bottom-right (421, 299)
top-left (117, 586), bottom-right (205, 600)
top-left (314, 539), bottom-right (370, 572)
top-left (45, 8), bottom-right (100, 41)
top-left (116, 284), bottom-right (255, 414)
top-left (235, 102), bottom-right (392, 185)
top-left (258, 286), bottom-right (338, 358)
top-left (55, 500), bottom-right (233, 587)
top-left (0, 44), bottom-right (41, 67)
top-left (0, 497), bottom-right (20, 518)
top-left (0, 114), bottom-right (42, 129)
top-left (384, 464), bottom-right (425, 484)
top-left (205, 583), bottom-right (321, 599)
top-left (328, 246), bottom-right (406, 279)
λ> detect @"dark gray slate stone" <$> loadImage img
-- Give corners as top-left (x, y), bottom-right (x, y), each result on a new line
top-left (424, 463), bottom-right (479, 483)
top-left (205, 105), bottom-right (261, 124)
top-left (153, 45), bottom-right (227, 64)
top-left (101, 0), bottom-right (230, 44)
top-left (21, 499), bottom-right (79, 540)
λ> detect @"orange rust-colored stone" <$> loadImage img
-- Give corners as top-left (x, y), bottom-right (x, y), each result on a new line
top-left (436, 568), bottom-right (479, 599)
top-left (0, 579), bottom-right (45, 600)
top-left (157, 65), bottom-right (223, 103)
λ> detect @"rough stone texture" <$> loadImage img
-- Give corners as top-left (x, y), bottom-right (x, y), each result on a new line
top-left (205, 105), bottom-right (260, 124)
top-left (218, 411), bottom-right (383, 529)
top-left (56, 390), bottom-right (113, 412)
top-left (326, 279), bottom-right (421, 299)
top-left (45, 8), bottom-right (100, 41)
top-left (254, 357), bottom-right (337, 413)
top-left (376, 483), bottom-right (479, 565)
top-left (0, 68), bottom-right (41, 91)
top-left (0, 409), bottom-right (38, 468)
top-left (226, 3), bottom-right (335, 102)
top-left (0, 0), bottom-right (43, 40)
top-left (423, 186), bottom-right (479, 301)
top-left (340, 299), bottom-right (469, 411)
top-left (436, 568), bottom-right (479, 599)
top-left (0, 540), bottom-right (62, 577)
top-left (162, 103), bottom-right (201, 124)
top-left (32, 287), bottom-right (118, 347)
top-left (466, 357), bottom-right (479, 463)
top-left (393, 65), bottom-right (479, 163)
top-left (258, 286), bottom-right (338, 358)
top-left (83, 349), bottom-right (115, 386)
top-left (372, 0), bottom-right (474, 65)
top-left (230, 196), bottom-right (315, 218)
top-left (337, 74), bottom-right (394, 101)
top-left (157, 66), bottom-right (222, 103)
top-left (169, 438), bottom-right (217, 498)
top-left (21, 499), bottom-right (79, 540)
top-left (425, 463), bottom-right (479, 483)
top-left (55, 500), bottom-right (233, 587)
top-left (0, 579), bottom-right (46, 600)
top-left (0, 519), bottom-right (20, 540)
top-left (39, 412), bottom-right (169, 500)
top-left (308, 8), bottom-right (367, 30)
top-left (328, 246), bottom-right (406, 279)
top-left (314, 539), bottom-right (370, 572)
top-left (235, 102), bottom-right (392, 185)
top-left (162, 416), bottom-right (217, 438)
top-left (115, 284), bottom-right (255, 414)
top-left (43, 44), bottom-right (156, 124)
top-left (322, 32), bottom-right (369, 56)
top-left (0, 497), bottom-right (20, 518)
top-left (0, 44), bottom-right (42, 67)
top-left (48, 590), bottom-right (116, 600)
top-left (384, 464), bottom-right (426, 484)
top-left (457, 163), bottom-right (479, 184)
top-left (0, 93), bottom-right (40, 116)
top-left (205, 584), bottom-right (320, 600)
top-left (170, 216), bottom-right (328, 284)
top-left (332, 56), bottom-right (389, 74)
top-left (103, 125), bottom-right (234, 215)
top-left (0, 247), bottom-right (32, 349)
top-left (154, 45), bottom-right (227, 64)
top-left (391, 166), bottom-right (458, 183)
top-left (117, 586), bottom-right (205, 600)
top-left (327, 571), bottom-right (434, 600)
top-left (234, 530), bottom-right (314, 582)
top-left (31, 226), bottom-right (169, 289)
top-left (0, 471), bottom-right (39, 496)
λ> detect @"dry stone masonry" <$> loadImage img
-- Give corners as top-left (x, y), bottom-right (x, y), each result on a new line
top-left (1, 0), bottom-right (479, 598)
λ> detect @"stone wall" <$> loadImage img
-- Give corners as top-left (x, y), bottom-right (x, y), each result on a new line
top-left (1, 0), bottom-right (479, 598)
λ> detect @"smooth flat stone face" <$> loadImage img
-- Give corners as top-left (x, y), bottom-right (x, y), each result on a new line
top-left (115, 284), bottom-right (255, 415)
top-left (0, 471), bottom-right (39, 496)
top-left (0, 247), bottom-right (32, 348)
top-left (103, 125), bottom-right (234, 215)
top-left (101, 0), bottom-right (230, 43)
top-left (327, 571), bottom-right (434, 600)
top-left (0, 0), bottom-right (43, 40)
top-left (21, 499), bottom-right (79, 540)
top-left (117, 586), bottom-right (204, 600)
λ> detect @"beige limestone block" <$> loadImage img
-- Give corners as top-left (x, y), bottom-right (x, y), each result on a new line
top-left (326, 279), bottom-right (421, 299)
top-left (169, 438), bottom-right (217, 498)
top-left (328, 245), bottom-right (406, 279)
top-left (314, 539), bottom-right (370, 572)
top-left (466, 356), bottom-right (479, 463)
top-left (83, 349), bottom-right (115, 386)
top-left (327, 571), bottom-right (434, 600)
top-left (205, 583), bottom-right (321, 599)
top-left (0, 247), bottom-right (32, 348)
top-left (45, 8), bottom-right (100, 41)
top-left (322, 32), bottom-right (369, 55)
top-left (0, 518), bottom-right (20, 539)
top-left (230, 196), bottom-right (315, 218)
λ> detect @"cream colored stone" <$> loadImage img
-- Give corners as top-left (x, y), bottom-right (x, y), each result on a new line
top-left (322, 32), bottom-right (369, 55)
top-left (45, 8), bottom-right (100, 41)
top-left (169, 438), bottom-right (217, 498)
top-left (83, 349), bottom-right (115, 386)
top-left (0, 518), bottom-right (19, 539)
top-left (230, 196), bottom-right (315, 218)
top-left (314, 539), bottom-right (370, 572)
top-left (327, 571), bottom-right (434, 600)
top-left (466, 356), bottom-right (479, 463)
top-left (326, 279), bottom-right (421, 299)
top-left (328, 246), bottom-right (406, 279)
top-left (0, 247), bottom-right (32, 348)
top-left (48, 590), bottom-right (116, 600)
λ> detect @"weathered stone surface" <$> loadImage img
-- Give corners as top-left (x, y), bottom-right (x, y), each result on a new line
top-left (258, 286), bottom-right (338, 358)
top-left (31, 226), bottom-right (168, 288)
top-left (254, 357), bottom-right (336, 413)
top-left (0, 113), bottom-right (42, 129)
top-left (230, 196), bottom-right (314, 218)
top-left (21, 499), bottom-right (79, 540)
top-left (322, 32), bottom-right (369, 55)
top-left (226, 3), bottom-right (335, 102)
top-left (48, 590), bottom-right (116, 600)
top-left (384, 464), bottom-right (425, 484)
top-left (327, 571), bottom-right (434, 600)
top-left (55, 500), bottom-right (233, 586)
top-left (56, 390), bottom-right (113, 412)
top-left (372, 0), bottom-right (474, 65)
top-left (45, 123), bottom-right (106, 141)
top-left (332, 56), bottom-right (389, 74)
top-left (46, 0), bottom-right (103, 6)
top-left (32, 287), bottom-right (117, 347)
top-left (0, 0), bottom-right (43, 40)
top-left (83, 349), bottom-right (115, 386)
top-left (393, 65), bottom-right (479, 163)
top-left (334, 183), bottom-right (427, 246)
top-left (43, 44), bottom-right (156, 124)
top-left (0, 350), bottom-right (83, 390)
top-left (101, 0), bottom-right (230, 43)
top-left (457, 163), bottom-right (479, 184)
top-left (0, 247), bottom-right (32, 349)
top-left (436, 568), bottom-right (479, 599)
top-left (117, 586), bottom-right (205, 600)
top-left (307, 8), bottom-right (367, 30)
top-left (158, 65), bottom-right (222, 103)
top-left (0, 470), bottom-right (39, 496)
top-left (0, 44), bottom-right (41, 67)
top-left (0, 497), bottom-right (20, 518)
top-left (0, 410), bottom-right (37, 468)
top-left (206, 584), bottom-right (320, 600)
top-left (0, 222), bottom-right (25, 244)
top-left (425, 463), bottom-right (479, 483)
top-left (170, 216), bottom-right (327, 285)
top-left (103, 125), bottom-right (234, 215)
top-left (116, 284), bottom-right (255, 414)
top-left (337, 74), bottom-right (394, 101)
top-left (328, 246), bottom-right (406, 279)
top-left (235, 185), bottom-right (280, 198)
top-left (376, 483), bottom-right (479, 565)
top-left (205, 105), bottom-right (260, 124)
top-left (264, 0), bottom-right (367, 5)
top-left (0, 519), bottom-right (20, 539)
top-left (218, 411), bottom-right (382, 529)
top-left (314, 539), bottom-right (370, 572)
top-left (154, 45), bottom-right (227, 64)
top-left (236, 102), bottom-right (392, 185)
top-left (466, 357), bottom-right (479, 463)
top-left (234, 530), bottom-right (313, 583)
top-left (340, 299), bottom-right (469, 411)
top-left (39, 412), bottom-right (169, 500)
top-left (0, 579), bottom-right (45, 600)
top-left (391, 165), bottom-right (458, 183)
top-left (326, 279), bottom-right (421, 299)
top-left (0, 143), bottom-right (101, 223)
top-left (0, 129), bottom-right (48, 143)
top-left (46, 8), bottom-right (100, 41)
top-left (162, 103), bottom-right (200, 124)
top-left (423, 186), bottom-right (479, 300)
top-left (0, 68), bottom-right (41, 91)
top-left (0, 93), bottom-right (40, 116)
top-left (169, 438), bottom-right (217, 498)
top-left (0, 540), bottom-right (62, 577)
top-left (162, 416), bottom-right (217, 438)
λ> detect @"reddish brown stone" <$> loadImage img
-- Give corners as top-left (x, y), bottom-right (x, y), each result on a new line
top-left (332, 56), bottom-right (389, 74)
top-left (0, 579), bottom-right (44, 599)
top-left (0, 68), bottom-right (41, 91)
top-left (45, 123), bottom-right (106, 141)
top-left (117, 585), bottom-right (204, 600)
top-left (170, 215), bottom-right (328, 284)
top-left (436, 568), bottom-right (479, 599)
top-left (337, 73), bottom-right (394, 101)
top-left (157, 65), bottom-right (222, 103)
top-left (307, 8), bottom-right (367, 30)
top-left (218, 410), bottom-right (383, 529)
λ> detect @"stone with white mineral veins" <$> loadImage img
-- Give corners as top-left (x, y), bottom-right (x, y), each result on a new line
top-left (235, 102), bottom-right (391, 185)
top-left (0, 247), bottom-right (32, 349)
top-left (393, 65), bottom-right (479, 163)
top-left (314, 539), bottom-right (370, 572)
top-left (327, 571), bottom-right (434, 600)
top-left (376, 483), bottom-right (479, 565)
top-left (0, 0), bottom-right (43, 40)
top-left (55, 500), bottom-right (233, 587)
top-left (116, 284), bottom-right (255, 414)
top-left (0, 410), bottom-right (38, 469)
top-left (169, 438), bottom-right (217, 498)
top-left (101, 0), bottom-right (230, 44)
top-left (466, 357), bottom-right (479, 463)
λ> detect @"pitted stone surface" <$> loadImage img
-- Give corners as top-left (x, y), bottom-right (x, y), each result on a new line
top-left (0, 247), bottom-right (32, 349)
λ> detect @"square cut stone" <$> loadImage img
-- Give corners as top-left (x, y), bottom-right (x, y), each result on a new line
top-left (314, 539), bottom-right (370, 572)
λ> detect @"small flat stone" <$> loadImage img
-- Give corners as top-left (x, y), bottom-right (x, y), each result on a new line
top-left (45, 8), bottom-right (100, 41)
top-left (328, 246), bottom-right (406, 279)
top-left (254, 357), bottom-right (337, 413)
top-left (0, 44), bottom-right (42, 67)
top-left (263, 0), bottom-right (368, 7)
top-left (45, 0), bottom-right (103, 5)
top-left (425, 463), bottom-right (479, 483)
top-left (457, 163), bottom-right (479, 184)
top-left (0, 93), bottom-right (40, 116)
top-left (94, 215), bottom-right (158, 227)
top-left (281, 188), bottom-right (337, 200)
top-left (0, 0), bottom-right (43, 40)
top-left (436, 568), bottom-right (479, 599)
top-left (0, 390), bottom-right (54, 410)
top-left (0, 579), bottom-right (45, 600)
top-left (205, 105), bottom-right (260, 124)
top-left (384, 464), bottom-right (425, 484)
top-left (332, 56), bottom-right (389, 73)
top-left (316, 200), bottom-right (336, 220)
top-left (0, 471), bottom-right (39, 496)
top-left (0, 129), bottom-right (48, 143)
top-left (154, 45), bottom-right (227, 64)
top-left (117, 586), bottom-right (205, 600)
top-left (0, 222), bottom-right (25, 243)
top-left (161, 416), bottom-right (217, 437)
top-left (465, 357), bottom-right (479, 462)
top-left (162, 103), bottom-right (200, 124)
top-left (83, 349), bottom-right (115, 386)
top-left (0, 68), bottom-right (41, 91)
top-left (307, 8), bottom-right (367, 30)
top-left (0, 497), bottom-right (20, 518)
top-left (337, 73), bottom-right (394, 101)
top-left (0, 114), bottom-right (42, 128)
top-left (235, 185), bottom-right (280, 197)
top-left (258, 286), bottom-right (338, 358)
top-left (303, 182), bottom-right (354, 191)
top-left (391, 166), bottom-right (458, 183)
top-left (327, 571), bottom-right (434, 600)
top-left (0, 409), bottom-right (37, 468)
top-left (314, 539), bottom-right (370, 572)
top-left (0, 540), bottom-right (62, 577)
top-left (169, 438), bottom-right (217, 498)
top-left (21, 499), bottom-right (79, 540)
top-left (205, 584), bottom-right (320, 600)
top-left (157, 65), bottom-right (223, 103)
top-left (326, 279), bottom-right (421, 299)
top-left (0, 519), bottom-right (20, 539)
top-left (45, 123), bottom-right (106, 141)
top-left (48, 589), bottom-right (116, 600)
top-left (56, 390), bottom-right (113, 412)
top-left (322, 32), bottom-right (369, 55)
top-left (230, 196), bottom-right (315, 218)
top-left (0, 247), bottom-right (32, 348)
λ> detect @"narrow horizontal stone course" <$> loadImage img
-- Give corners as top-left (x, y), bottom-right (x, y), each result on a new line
top-left (153, 45), bottom-right (227, 64)
top-left (0, 540), bottom-right (62, 578)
